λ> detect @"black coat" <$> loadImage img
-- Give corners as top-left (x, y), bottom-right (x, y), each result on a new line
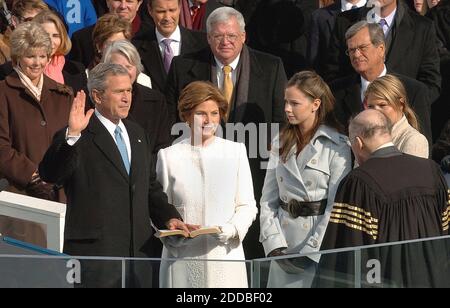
top-left (132, 27), bottom-right (208, 93)
top-left (39, 115), bottom-right (180, 259)
top-left (128, 83), bottom-right (172, 155)
top-left (308, 2), bottom-right (341, 76)
top-left (0, 60), bottom-right (87, 94)
top-left (165, 46), bottom-right (287, 126)
top-left (331, 72), bottom-right (433, 143)
top-left (325, 1), bottom-right (441, 102)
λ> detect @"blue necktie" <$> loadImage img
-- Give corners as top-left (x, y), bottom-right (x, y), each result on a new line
top-left (114, 126), bottom-right (130, 174)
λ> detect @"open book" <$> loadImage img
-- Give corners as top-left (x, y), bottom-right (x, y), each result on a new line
top-left (154, 226), bottom-right (221, 238)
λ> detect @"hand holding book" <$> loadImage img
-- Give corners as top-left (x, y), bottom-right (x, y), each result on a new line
top-left (155, 226), bottom-right (222, 238)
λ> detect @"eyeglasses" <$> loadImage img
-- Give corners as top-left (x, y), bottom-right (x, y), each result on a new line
top-left (345, 43), bottom-right (372, 56)
top-left (210, 33), bottom-right (240, 43)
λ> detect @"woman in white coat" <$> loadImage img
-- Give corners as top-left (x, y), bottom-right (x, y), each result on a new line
top-left (259, 71), bottom-right (352, 287)
top-left (156, 81), bottom-right (257, 288)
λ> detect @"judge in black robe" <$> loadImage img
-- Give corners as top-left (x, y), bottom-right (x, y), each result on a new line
top-left (315, 109), bottom-right (450, 288)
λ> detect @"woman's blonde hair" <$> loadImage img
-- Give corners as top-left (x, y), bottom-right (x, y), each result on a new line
top-left (364, 74), bottom-right (420, 131)
top-left (279, 70), bottom-right (341, 162)
top-left (10, 21), bottom-right (52, 64)
top-left (33, 10), bottom-right (72, 56)
top-left (178, 81), bottom-right (228, 122)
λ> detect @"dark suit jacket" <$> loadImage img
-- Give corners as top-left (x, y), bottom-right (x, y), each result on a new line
top-left (165, 46), bottom-right (287, 126)
top-left (39, 115), bottom-right (180, 259)
top-left (128, 83), bottom-right (172, 155)
top-left (331, 71), bottom-right (433, 143)
top-left (67, 24), bottom-right (95, 68)
top-left (308, 2), bottom-right (341, 76)
top-left (132, 27), bottom-right (208, 93)
top-left (0, 60), bottom-right (87, 94)
top-left (326, 1), bottom-right (441, 101)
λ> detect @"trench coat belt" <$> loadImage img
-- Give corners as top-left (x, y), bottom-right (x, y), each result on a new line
top-left (279, 198), bottom-right (327, 218)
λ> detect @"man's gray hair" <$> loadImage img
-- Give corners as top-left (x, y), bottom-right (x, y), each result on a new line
top-left (349, 110), bottom-right (393, 141)
top-left (101, 40), bottom-right (144, 75)
top-left (345, 20), bottom-right (385, 47)
top-left (206, 7), bottom-right (245, 33)
top-left (87, 63), bottom-right (129, 101)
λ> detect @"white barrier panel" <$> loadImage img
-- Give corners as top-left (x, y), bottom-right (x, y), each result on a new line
top-left (0, 191), bottom-right (66, 252)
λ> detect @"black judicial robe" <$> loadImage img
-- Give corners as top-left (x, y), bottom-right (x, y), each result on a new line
top-left (315, 146), bottom-right (450, 287)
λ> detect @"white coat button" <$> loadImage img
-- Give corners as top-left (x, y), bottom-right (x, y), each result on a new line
top-left (303, 223), bottom-right (309, 229)
top-left (40, 120), bottom-right (46, 126)
top-left (282, 196), bottom-right (288, 202)
top-left (310, 239), bottom-right (319, 248)
top-left (310, 159), bottom-right (317, 164)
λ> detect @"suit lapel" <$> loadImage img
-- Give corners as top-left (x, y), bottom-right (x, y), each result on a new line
top-left (90, 115), bottom-right (130, 182)
top-left (125, 121), bottom-right (144, 186)
top-left (386, 8), bottom-right (414, 66)
top-left (139, 34), bottom-right (166, 91)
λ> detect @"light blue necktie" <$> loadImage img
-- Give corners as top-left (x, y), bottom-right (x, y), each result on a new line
top-left (114, 126), bottom-right (130, 174)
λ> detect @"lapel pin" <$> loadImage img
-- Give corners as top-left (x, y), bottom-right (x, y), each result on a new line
top-left (138, 139), bottom-right (142, 143)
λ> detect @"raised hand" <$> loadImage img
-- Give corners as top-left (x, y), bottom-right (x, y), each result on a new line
top-left (68, 90), bottom-right (94, 136)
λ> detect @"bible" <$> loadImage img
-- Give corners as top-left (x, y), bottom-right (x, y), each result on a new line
top-left (154, 226), bottom-right (221, 238)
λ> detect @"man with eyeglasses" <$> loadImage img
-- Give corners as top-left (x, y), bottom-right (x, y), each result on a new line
top-left (325, 0), bottom-right (441, 105)
top-left (331, 20), bottom-right (432, 144)
top-left (132, 0), bottom-right (208, 93)
top-left (165, 7), bottom-right (287, 259)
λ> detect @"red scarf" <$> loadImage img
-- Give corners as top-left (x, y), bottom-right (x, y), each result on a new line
top-left (132, 15), bottom-right (141, 36)
top-left (44, 55), bottom-right (65, 84)
top-left (179, 0), bottom-right (206, 31)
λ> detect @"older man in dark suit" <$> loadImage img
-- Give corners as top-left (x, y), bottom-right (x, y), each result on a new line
top-left (165, 7), bottom-right (287, 259)
top-left (331, 21), bottom-right (433, 143)
top-left (132, 0), bottom-right (208, 93)
top-left (325, 0), bottom-right (441, 103)
top-left (39, 63), bottom-right (191, 287)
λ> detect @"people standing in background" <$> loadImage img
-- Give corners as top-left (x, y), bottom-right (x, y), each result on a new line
top-left (70, 0), bottom-right (151, 68)
top-left (178, 0), bottom-right (223, 31)
top-left (44, 0), bottom-right (97, 37)
top-left (133, 0), bottom-right (208, 93)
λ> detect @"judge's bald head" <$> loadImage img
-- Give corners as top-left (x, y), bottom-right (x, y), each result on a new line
top-left (349, 109), bottom-right (393, 164)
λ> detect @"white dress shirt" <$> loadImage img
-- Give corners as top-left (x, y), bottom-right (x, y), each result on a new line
top-left (360, 65), bottom-right (387, 103)
top-left (66, 110), bottom-right (132, 162)
top-left (341, 0), bottom-right (366, 11)
top-left (156, 26), bottom-right (182, 57)
top-left (214, 55), bottom-right (240, 90)
top-left (374, 8), bottom-right (396, 36)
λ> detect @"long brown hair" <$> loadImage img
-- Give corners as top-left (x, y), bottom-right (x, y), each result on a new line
top-left (364, 74), bottom-right (420, 131)
top-left (279, 71), bottom-right (341, 162)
